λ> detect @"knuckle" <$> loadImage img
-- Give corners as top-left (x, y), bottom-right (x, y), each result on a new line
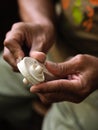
top-left (12, 22), bottom-right (23, 29)
top-left (76, 54), bottom-right (84, 61)
top-left (75, 54), bottom-right (86, 65)
top-left (3, 40), bottom-right (10, 47)
top-left (3, 53), bottom-right (7, 61)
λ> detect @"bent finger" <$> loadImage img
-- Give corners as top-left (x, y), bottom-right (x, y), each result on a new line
top-left (30, 51), bottom-right (46, 63)
top-left (30, 79), bottom-right (81, 94)
top-left (4, 30), bottom-right (24, 60)
top-left (3, 47), bottom-right (19, 71)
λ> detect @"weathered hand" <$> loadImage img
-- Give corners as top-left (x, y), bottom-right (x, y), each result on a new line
top-left (3, 22), bottom-right (55, 71)
top-left (30, 54), bottom-right (98, 104)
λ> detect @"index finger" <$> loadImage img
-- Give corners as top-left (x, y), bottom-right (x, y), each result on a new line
top-left (30, 79), bottom-right (81, 94)
top-left (4, 30), bottom-right (25, 61)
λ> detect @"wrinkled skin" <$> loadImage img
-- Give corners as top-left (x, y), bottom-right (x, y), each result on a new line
top-left (3, 22), bottom-right (98, 104)
top-left (3, 22), bottom-right (55, 71)
top-left (30, 54), bottom-right (98, 104)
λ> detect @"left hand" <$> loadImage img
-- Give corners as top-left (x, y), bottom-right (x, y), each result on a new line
top-left (30, 54), bottom-right (98, 104)
top-left (3, 22), bottom-right (55, 71)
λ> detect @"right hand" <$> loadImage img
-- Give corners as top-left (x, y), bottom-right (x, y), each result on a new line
top-left (3, 22), bottom-right (55, 71)
top-left (30, 54), bottom-right (98, 104)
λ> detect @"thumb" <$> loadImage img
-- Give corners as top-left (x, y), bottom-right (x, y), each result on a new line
top-left (29, 51), bottom-right (46, 63)
top-left (45, 58), bottom-right (78, 78)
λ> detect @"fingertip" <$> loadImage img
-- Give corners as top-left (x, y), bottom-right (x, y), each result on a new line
top-left (30, 85), bottom-right (39, 93)
top-left (30, 86), bottom-right (33, 92)
top-left (30, 51), bottom-right (46, 63)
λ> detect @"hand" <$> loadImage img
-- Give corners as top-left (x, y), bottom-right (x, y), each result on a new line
top-left (3, 22), bottom-right (55, 71)
top-left (30, 54), bottom-right (98, 104)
